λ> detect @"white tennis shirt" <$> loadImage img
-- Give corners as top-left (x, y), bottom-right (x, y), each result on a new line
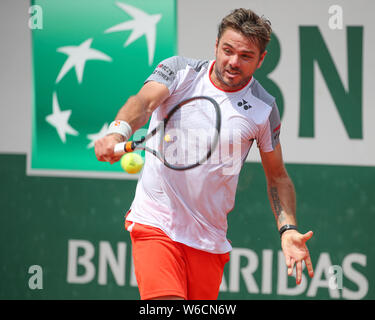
top-left (126, 57), bottom-right (281, 253)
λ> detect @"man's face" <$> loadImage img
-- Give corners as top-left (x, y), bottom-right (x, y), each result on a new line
top-left (212, 28), bottom-right (266, 91)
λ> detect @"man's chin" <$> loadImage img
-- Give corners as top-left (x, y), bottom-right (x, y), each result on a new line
top-left (215, 70), bottom-right (248, 90)
top-left (222, 77), bottom-right (246, 90)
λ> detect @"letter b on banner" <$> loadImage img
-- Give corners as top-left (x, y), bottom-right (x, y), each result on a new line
top-left (67, 240), bottom-right (95, 283)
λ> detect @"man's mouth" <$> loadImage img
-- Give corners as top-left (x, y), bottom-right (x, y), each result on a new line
top-left (225, 69), bottom-right (241, 77)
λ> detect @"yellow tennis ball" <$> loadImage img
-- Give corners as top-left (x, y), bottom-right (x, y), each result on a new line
top-left (164, 134), bottom-right (171, 142)
top-left (120, 153), bottom-right (144, 174)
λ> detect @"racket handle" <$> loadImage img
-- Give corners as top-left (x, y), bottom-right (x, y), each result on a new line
top-left (114, 141), bottom-right (135, 155)
top-left (114, 142), bottom-right (126, 155)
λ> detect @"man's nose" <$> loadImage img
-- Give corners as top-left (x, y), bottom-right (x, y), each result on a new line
top-left (229, 55), bottom-right (240, 69)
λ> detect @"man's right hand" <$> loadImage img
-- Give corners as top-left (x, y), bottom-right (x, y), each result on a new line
top-left (95, 133), bottom-right (125, 164)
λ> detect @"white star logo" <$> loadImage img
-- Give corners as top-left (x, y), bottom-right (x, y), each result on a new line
top-left (45, 92), bottom-right (79, 143)
top-left (86, 123), bottom-right (109, 149)
top-left (56, 38), bottom-right (112, 84)
top-left (105, 2), bottom-right (162, 65)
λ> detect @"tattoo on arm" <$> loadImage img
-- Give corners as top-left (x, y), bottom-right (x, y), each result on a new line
top-left (270, 187), bottom-right (286, 223)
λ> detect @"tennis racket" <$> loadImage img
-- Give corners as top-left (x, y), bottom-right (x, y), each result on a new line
top-left (114, 96), bottom-right (221, 170)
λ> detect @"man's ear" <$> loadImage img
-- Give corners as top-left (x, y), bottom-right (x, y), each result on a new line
top-left (257, 50), bottom-right (267, 69)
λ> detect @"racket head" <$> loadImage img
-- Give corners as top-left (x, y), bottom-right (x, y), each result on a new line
top-left (160, 96), bottom-right (221, 170)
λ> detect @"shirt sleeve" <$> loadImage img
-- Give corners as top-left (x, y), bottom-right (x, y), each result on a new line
top-left (144, 56), bottom-right (180, 94)
top-left (256, 100), bottom-right (281, 152)
top-left (144, 56), bottom-right (209, 95)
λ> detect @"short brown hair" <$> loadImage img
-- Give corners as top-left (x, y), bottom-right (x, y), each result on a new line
top-left (217, 8), bottom-right (272, 53)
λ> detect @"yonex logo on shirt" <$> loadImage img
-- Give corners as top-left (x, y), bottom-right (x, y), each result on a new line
top-left (237, 99), bottom-right (252, 110)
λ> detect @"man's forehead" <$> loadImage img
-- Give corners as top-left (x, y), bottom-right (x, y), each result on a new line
top-left (219, 29), bottom-right (260, 53)
top-left (222, 42), bottom-right (258, 55)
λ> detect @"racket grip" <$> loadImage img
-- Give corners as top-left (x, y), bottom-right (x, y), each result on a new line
top-left (114, 142), bottom-right (126, 155)
top-left (114, 141), bottom-right (135, 155)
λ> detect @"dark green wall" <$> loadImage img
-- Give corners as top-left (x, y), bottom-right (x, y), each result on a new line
top-left (1, 154), bottom-right (373, 299)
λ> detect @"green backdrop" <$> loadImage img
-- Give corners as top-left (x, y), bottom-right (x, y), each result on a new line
top-left (1, 154), bottom-right (373, 299)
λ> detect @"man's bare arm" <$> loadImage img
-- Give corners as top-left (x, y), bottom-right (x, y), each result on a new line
top-left (260, 144), bottom-right (296, 229)
top-left (95, 81), bottom-right (169, 163)
top-left (114, 81), bottom-right (170, 134)
top-left (260, 143), bottom-right (314, 284)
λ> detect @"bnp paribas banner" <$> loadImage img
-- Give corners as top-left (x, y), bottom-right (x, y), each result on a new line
top-left (248, 1), bottom-right (374, 167)
top-left (29, 0), bottom-right (176, 178)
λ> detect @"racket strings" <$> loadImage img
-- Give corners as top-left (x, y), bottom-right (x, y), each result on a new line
top-left (162, 99), bottom-right (219, 168)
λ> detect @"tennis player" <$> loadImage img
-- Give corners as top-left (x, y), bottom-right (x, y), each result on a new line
top-left (95, 8), bottom-right (314, 300)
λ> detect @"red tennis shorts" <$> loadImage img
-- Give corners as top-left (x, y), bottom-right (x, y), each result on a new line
top-left (125, 219), bottom-right (230, 300)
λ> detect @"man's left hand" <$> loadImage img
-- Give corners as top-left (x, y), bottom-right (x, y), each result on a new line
top-left (281, 230), bottom-right (314, 284)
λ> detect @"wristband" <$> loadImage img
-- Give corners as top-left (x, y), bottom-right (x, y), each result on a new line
top-left (106, 120), bottom-right (132, 141)
top-left (279, 224), bottom-right (298, 238)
